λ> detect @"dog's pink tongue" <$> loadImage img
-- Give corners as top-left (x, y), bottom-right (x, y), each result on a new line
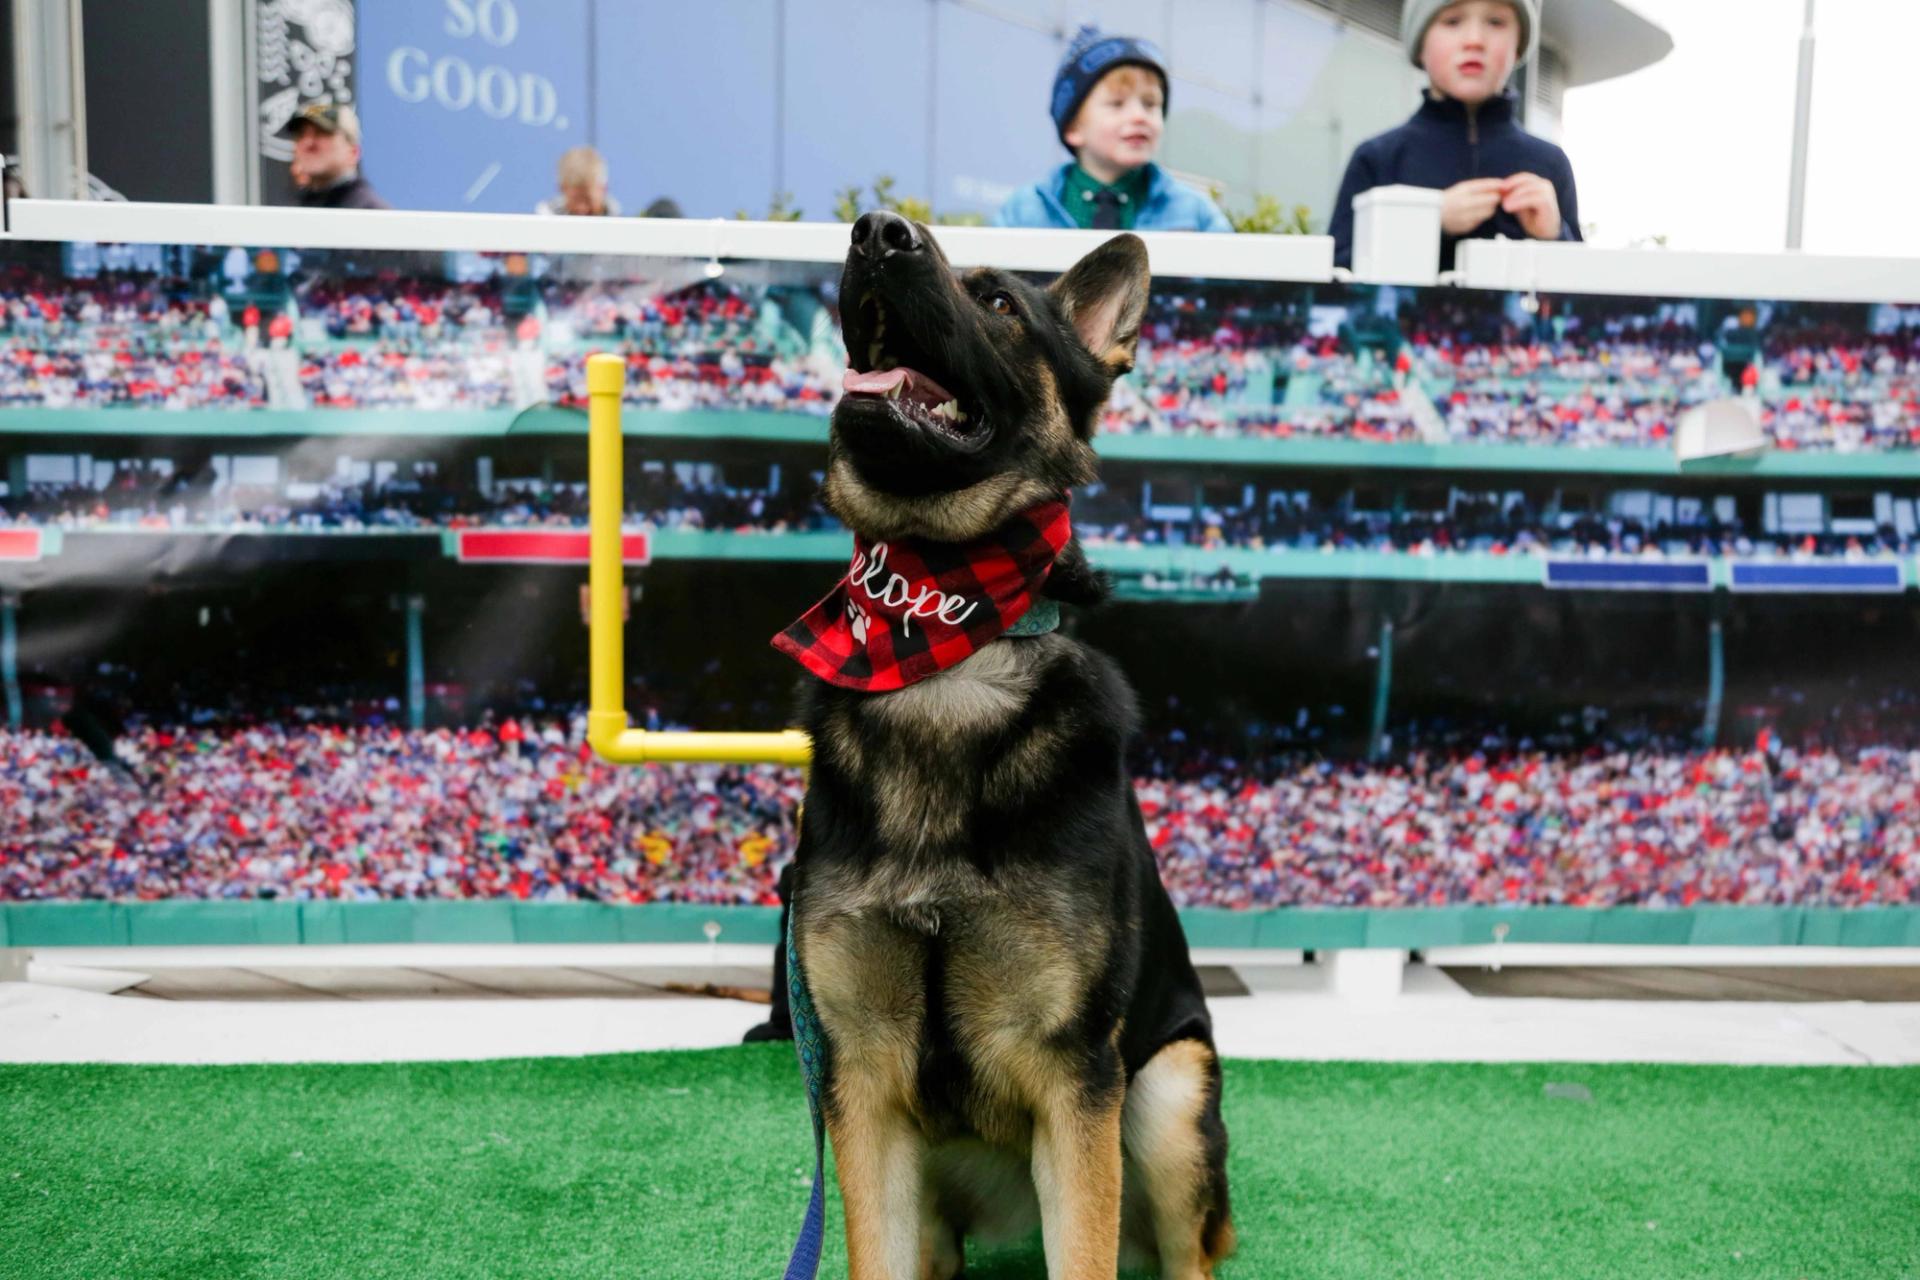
top-left (842, 367), bottom-right (958, 407)
top-left (843, 368), bottom-right (907, 396)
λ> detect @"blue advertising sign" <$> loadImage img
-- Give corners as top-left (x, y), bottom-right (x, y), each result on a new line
top-left (344, 0), bottom-right (1381, 219)
top-left (931, 3), bottom-right (1062, 219)
top-left (1544, 561), bottom-right (1713, 592)
top-left (1731, 562), bottom-right (1906, 594)
top-left (358, 0), bottom-right (590, 213)
top-left (593, 0), bottom-right (777, 220)
top-left (781, 0), bottom-right (934, 225)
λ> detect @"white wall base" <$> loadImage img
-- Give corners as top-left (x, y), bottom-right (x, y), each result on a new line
top-left (1424, 945), bottom-right (1920, 969)
top-left (1324, 948), bottom-right (1407, 999)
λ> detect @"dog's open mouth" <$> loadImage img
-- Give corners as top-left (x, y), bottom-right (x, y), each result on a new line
top-left (842, 294), bottom-right (981, 444)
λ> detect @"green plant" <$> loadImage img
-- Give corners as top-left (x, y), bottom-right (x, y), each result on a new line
top-left (833, 174), bottom-right (965, 225)
top-left (860, 174), bottom-right (926, 223)
top-left (1213, 187), bottom-right (1314, 235)
top-left (734, 192), bottom-right (804, 221)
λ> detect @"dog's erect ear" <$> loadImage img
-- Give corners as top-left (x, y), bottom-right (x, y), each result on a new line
top-left (1048, 233), bottom-right (1150, 376)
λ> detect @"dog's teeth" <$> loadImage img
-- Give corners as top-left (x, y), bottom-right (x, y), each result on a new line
top-left (929, 399), bottom-right (967, 423)
top-left (867, 340), bottom-right (883, 366)
top-left (886, 382), bottom-right (903, 399)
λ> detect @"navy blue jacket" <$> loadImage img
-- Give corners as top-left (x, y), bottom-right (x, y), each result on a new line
top-left (1329, 92), bottom-right (1580, 271)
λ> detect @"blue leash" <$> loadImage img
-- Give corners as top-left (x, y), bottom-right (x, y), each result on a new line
top-left (782, 907), bottom-right (828, 1279)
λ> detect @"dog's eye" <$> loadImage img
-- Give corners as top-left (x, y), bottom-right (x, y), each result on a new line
top-left (987, 292), bottom-right (1018, 317)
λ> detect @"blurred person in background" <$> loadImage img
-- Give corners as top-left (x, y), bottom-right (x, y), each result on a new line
top-left (536, 146), bottom-right (682, 219)
top-left (281, 103), bottom-right (390, 210)
top-left (536, 146), bottom-right (620, 216)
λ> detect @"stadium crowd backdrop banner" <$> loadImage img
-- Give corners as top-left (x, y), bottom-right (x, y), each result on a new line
top-left (4, 200), bottom-right (1920, 948)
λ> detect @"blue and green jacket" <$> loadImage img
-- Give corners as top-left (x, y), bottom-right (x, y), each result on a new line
top-left (992, 162), bottom-right (1233, 233)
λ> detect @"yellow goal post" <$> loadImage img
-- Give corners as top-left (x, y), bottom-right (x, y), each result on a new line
top-left (584, 351), bottom-right (814, 768)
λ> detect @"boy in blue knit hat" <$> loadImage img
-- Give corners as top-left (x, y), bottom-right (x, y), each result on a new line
top-left (993, 25), bottom-right (1232, 232)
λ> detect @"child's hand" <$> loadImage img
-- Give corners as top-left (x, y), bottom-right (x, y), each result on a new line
top-left (1440, 179), bottom-right (1505, 236)
top-left (1500, 173), bottom-right (1562, 241)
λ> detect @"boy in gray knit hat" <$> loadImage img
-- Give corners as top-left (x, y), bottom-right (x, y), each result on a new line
top-left (1328, 0), bottom-right (1579, 270)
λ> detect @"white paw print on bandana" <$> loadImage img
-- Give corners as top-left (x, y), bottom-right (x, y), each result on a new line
top-left (846, 599), bottom-right (869, 644)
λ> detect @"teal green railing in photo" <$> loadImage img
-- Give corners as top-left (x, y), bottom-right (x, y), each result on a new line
top-left (4, 902), bottom-right (1917, 950)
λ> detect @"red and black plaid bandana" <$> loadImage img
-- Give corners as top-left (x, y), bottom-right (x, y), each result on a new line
top-left (772, 498), bottom-right (1071, 692)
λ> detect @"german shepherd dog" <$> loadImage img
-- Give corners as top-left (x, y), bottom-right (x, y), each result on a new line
top-left (786, 211), bottom-right (1233, 1280)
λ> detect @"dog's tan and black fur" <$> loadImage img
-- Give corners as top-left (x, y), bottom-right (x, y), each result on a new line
top-left (790, 212), bottom-right (1232, 1280)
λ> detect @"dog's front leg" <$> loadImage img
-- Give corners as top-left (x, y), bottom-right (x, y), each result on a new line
top-left (827, 1089), bottom-right (925, 1280)
top-left (1031, 1084), bottom-right (1126, 1280)
top-left (802, 910), bottom-right (931, 1280)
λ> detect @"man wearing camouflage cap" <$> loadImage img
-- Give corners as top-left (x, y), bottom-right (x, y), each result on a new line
top-left (279, 103), bottom-right (391, 210)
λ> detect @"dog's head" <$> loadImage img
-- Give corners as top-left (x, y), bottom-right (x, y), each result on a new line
top-left (827, 212), bottom-right (1149, 543)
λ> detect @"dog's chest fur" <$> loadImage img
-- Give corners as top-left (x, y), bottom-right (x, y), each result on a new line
top-left (809, 636), bottom-right (1067, 929)
top-left (797, 633), bottom-right (1130, 1136)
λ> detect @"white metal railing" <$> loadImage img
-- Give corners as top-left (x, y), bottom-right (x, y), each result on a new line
top-left (1455, 237), bottom-right (1920, 305)
top-left (11, 196), bottom-right (1920, 305)
top-left (0, 198), bottom-right (1335, 284)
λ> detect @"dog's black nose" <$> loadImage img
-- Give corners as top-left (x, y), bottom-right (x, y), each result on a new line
top-left (850, 210), bottom-right (921, 261)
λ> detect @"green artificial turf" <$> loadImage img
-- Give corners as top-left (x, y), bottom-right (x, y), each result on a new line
top-left (3, 1047), bottom-right (1917, 1279)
